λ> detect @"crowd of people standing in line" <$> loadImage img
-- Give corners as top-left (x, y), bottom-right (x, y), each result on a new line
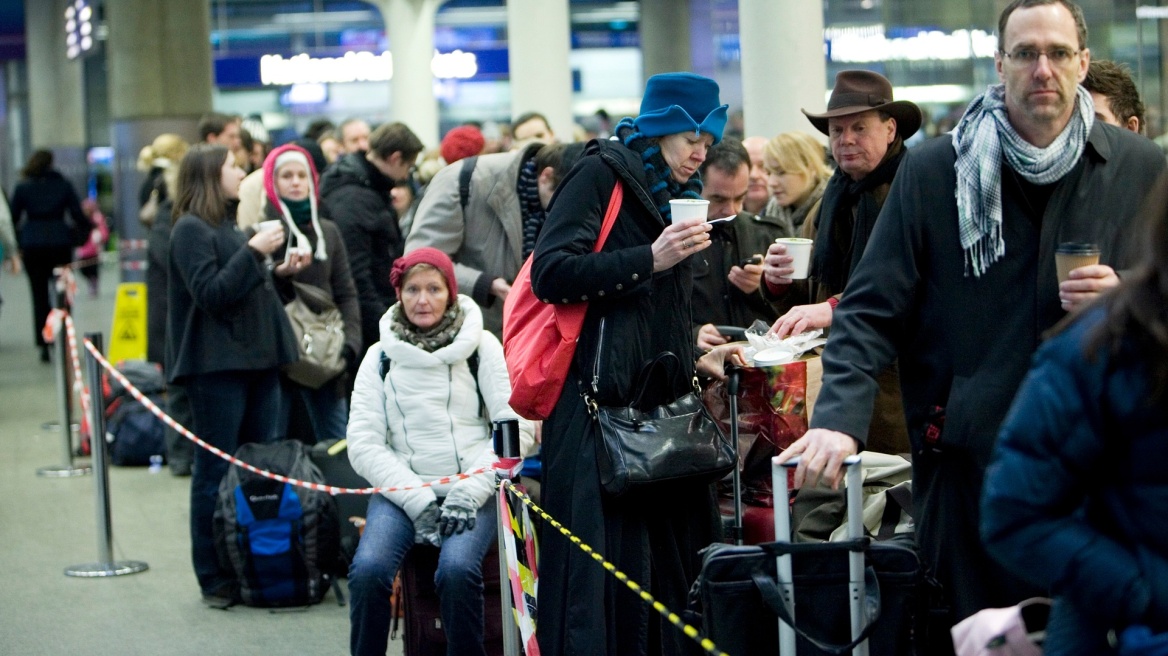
top-left (4, 0), bottom-right (1167, 652)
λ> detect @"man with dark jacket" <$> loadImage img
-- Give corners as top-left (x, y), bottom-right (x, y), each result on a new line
top-left (778, 0), bottom-right (1168, 629)
top-left (404, 141), bottom-right (583, 337)
top-left (764, 69), bottom-right (920, 456)
top-left (319, 122), bottom-right (423, 353)
top-left (691, 138), bottom-right (786, 351)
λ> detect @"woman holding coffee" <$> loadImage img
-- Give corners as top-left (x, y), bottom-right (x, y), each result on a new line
top-left (165, 143), bottom-right (299, 607)
top-left (530, 72), bottom-right (743, 656)
top-left (259, 144), bottom-right (360, 443)
top-left (346, 247), bottom-right (533, 656)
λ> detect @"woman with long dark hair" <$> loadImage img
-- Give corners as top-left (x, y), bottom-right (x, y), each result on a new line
top-left (166, 143), bottom-right (298, 606)
top-left (981, 177), bottom-right (1168, 654)
top-left (10, 149), bottom-right (88, 362)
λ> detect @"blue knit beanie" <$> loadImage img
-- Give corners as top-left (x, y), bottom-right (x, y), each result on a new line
top-left (633, 72), bottom-right (729, 144)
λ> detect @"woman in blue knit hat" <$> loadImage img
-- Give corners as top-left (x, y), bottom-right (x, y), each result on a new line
top-left (530, 72), bottom-right (740, 655)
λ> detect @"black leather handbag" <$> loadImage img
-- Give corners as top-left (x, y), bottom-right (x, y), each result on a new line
top-left (592, 351), bottom-right (736, 497)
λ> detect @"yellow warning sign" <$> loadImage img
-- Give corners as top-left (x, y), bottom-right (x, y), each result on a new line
top-left (108, 283), bottom-right (148, 362)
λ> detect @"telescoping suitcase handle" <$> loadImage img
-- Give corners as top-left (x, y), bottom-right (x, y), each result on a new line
top-left (771, 455), bottom-right (872, 656)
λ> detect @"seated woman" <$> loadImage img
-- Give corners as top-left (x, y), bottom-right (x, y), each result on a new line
top-left (346, 247), bottom-right (534, 656)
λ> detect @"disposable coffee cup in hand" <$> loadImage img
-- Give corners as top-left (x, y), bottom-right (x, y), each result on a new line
top-left (1055, 242), bottom-right (1100, 284)
top-left (774, 237), bottom-right (813, 279)
top-left (254, 219), bottom-right (283, 234)
top-left (669, 199), bottom-right (710, 224)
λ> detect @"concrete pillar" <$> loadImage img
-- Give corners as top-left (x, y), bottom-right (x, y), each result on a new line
top-left (105, 0), bottom-right (213, 280)
top-left (640, 0), bottom-right (692, 79)
top-left (24, 0), bottom-right (87, 189)
top-left (506, 0), bottom-right (574, 141)
top-left (739, 0), bottom-right (827, 140)
top-left (364, 0), bottom-right (445, 149)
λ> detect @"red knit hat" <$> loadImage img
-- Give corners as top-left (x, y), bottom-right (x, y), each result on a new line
top-left (440, 125), bottom-right (485, 164)
top-left (391, 247), bottom-right (458, 299)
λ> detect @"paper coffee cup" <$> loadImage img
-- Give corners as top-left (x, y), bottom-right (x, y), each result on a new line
top-left (1055, 242), bottom-right (1100, 284)
top-left (669, 199), bottom-right (709, 224)
top-left (254, 219), bottom-right (283, 233)
top-left (775, 237), bottom-right (813, 279)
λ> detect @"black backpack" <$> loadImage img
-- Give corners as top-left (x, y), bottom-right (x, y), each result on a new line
top-left (102, 360), bottom-right (167, 466)
top-left (213, 440), bottom-right (341, 607)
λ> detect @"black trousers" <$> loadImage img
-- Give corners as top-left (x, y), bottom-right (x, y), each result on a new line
top-left (23, 247), bottom-right (74, 347)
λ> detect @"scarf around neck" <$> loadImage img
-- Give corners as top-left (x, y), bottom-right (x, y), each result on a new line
top-left (811, 144), bottom-right (905, 295)
top-left (390, 301), bottom-right (466, 352)
top-left (284, 197), bottom-right (312, 227)
top-left (518, 157), bottom-right (545, 259)
top-left (952, 84), bottom-right (1094, 277)
top-left (614, 117), bottom-right (704, 222)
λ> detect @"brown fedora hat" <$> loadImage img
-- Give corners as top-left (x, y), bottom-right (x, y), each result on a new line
top-left (802, 70), bottom-right (922, 140)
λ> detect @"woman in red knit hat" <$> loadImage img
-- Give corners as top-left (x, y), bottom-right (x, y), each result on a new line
top-left (345, 246), bottom-right (534, 656)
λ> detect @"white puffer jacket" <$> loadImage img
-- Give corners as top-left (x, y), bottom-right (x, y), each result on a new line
top-left (346, 295), bottom-right (534, 521)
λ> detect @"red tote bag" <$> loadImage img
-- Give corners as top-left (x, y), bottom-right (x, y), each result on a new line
top-left (503, 182), bottom-right (623, 420)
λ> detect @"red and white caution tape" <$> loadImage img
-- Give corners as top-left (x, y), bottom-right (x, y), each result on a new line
top-left (119, 239), bottom-right (149, 250)
top-left (64, 315), bottom-right (93, 439)
top-left (81, 337), bottom-right (491, 495)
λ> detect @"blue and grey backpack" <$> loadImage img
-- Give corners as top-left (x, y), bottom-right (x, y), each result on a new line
top-left (213, 440), bottom-right (340, 607)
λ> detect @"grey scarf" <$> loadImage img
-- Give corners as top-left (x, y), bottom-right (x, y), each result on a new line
top-left (952, 84), bottom-right (1094, 277)
top-left (390, 302), bottom-right (466, 352)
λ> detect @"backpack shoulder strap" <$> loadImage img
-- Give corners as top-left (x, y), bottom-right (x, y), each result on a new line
top-left (459, 156), bottom-right (479, 215)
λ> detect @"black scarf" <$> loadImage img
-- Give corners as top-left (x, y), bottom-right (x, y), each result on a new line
top-left (614, 118), bottom-right (704, 221)
top-left (811, 142), bottom-right (905, 295)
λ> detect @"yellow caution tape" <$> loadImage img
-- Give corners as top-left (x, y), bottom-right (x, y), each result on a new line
top-left (503, 482), bottom-right (730, 656)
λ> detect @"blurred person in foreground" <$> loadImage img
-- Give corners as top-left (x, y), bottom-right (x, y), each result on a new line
top-left (777, 0), bottom-right (1166, 629)
top-left (346, 247), bottom-right (533, 656)
top-left (531, 71), bottom-right (743, 656)
top-left (982, 176), bottom-right (1168, 655)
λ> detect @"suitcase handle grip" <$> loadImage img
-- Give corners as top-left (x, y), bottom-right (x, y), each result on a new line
top-left (777, 454), bottom-right (862, 469)
top-left (751, 566), bottom-right (882, 656)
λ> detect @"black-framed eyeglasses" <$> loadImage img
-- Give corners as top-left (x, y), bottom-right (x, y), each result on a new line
top-left (1001, 47), bottom-right (1081, 67)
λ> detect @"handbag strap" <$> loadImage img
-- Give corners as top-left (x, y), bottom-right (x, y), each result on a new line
top-left (751, 565), bottom-right (882, 656)
top-left (592, 182), bottom-right (624, 253)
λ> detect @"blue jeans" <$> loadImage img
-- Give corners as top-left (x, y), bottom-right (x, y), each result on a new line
top-left (185, 368), bottom-right (284, 594)
top-left (349, 494), bottom-right (497, 656)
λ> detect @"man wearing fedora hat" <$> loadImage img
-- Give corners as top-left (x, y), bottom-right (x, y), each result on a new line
top-left (764, 69), bottom-right (919, 455)
top-left (776, 0), bottom-right (1167, 633)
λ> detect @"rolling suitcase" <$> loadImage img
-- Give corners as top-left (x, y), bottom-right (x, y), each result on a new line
top-left (693, 456), bottom-right (921, 655)
top-left (398, 542), bottom-right (505, 656)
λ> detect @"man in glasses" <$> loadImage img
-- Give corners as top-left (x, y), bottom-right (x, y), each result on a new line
top-left (777, 0), bottom-right (1166, 635)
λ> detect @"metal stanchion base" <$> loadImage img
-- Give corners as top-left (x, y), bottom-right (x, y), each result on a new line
top-left (65, 561), bottom-right (149, 578)
top-left (37, 464), bottom-right (92, 477)
top-left (41, 421), bottom-right (80, 432)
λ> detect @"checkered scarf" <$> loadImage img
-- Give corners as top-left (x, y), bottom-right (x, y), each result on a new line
top-left (952, 84), bottom-right (1094, 277)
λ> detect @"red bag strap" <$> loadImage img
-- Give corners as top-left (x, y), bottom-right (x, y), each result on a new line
top-left (591, 183), bottom-right (624, 253)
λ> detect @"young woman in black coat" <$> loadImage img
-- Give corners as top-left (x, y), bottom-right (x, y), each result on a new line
top-left (530, 72), bottom-right (739, 656)
top-left (10, 149), bottom-right (88, 362)
top-left (165, 143), bottom-right (299, 606)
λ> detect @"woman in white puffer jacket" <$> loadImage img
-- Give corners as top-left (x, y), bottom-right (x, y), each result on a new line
top-left (346, 247), bottom-right (533, 656)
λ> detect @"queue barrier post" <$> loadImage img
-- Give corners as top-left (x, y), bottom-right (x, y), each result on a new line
top-left (493, 419), bottom-right (523, 656)
top-left (38, 279), bottom-right (90, 478)
top-left (64, 332), bottom-right (149, 578)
